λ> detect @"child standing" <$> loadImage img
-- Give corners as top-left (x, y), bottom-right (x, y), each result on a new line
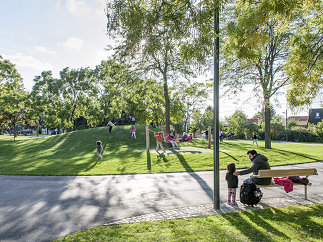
top-left (96, 141), bottom-right (103, 160)
top-left (130, 125), bottom-right (136, 139)
top-left (225, 162), bottom-right (238, 205)
top-left (154, 132), bottom-right (165, 152)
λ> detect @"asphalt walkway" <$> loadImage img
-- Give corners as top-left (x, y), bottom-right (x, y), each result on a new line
top-left (0, 162), bottom-right (322, 242)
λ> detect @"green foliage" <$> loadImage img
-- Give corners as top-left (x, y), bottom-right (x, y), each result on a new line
top-left (30, 71), bottom-right (64, 129)
top-left (0, 55), bottom-right (28, 139)
top-left (270, 117), bottom-right (285, 138)
top-left (308, 121), bottom-right (323, 141)
top-left (274, 129), bottom-right (321, 143)
top-left (171, 80), bottom-right (210, 131)
top-left (221, 0), bottom-right (323, 148)
top-left (286, 2), bottom-right (323, 106)
top-left (106, 0), bottom-right (215, 132)
top-left (226, 110), bottom-right (249, 139)
top-left (56, 204), bottom-right (323, 241)
top-left (189, 106), bottom-right (216, 134)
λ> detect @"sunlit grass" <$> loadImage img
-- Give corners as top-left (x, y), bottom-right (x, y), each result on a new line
top-left (55, 204), bottom-right (323, 241)
top-left (0, 125), bottom-right (322, 175)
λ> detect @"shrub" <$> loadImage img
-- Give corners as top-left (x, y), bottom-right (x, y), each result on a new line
top-left (274, 129), bottom-right (320, 142)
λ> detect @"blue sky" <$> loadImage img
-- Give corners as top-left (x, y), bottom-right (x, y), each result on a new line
top-left (0, 0), bottom-right (108, 91)
top-left (1, 0), bottom-right (314, 118)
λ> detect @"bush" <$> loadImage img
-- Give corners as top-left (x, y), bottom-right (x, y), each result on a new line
top-left (274, 129), bottom-right (320, 142)
top-left (307, 122), bottom-right (323, 142)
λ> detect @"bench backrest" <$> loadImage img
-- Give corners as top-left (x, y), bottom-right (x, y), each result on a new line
top-left (258, 168), bottom-right (318, 178)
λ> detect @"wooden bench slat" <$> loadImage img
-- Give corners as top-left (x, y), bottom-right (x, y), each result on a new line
top-left (257, 168), bottom-right (317, 178)
top-left (257, 182), bottom-right (312, 188)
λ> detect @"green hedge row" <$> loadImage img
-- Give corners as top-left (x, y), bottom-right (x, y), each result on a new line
top-left (273, 130), bottom-right (322, 143)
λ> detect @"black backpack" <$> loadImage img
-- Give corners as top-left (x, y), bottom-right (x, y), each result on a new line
top-left (240, 182), bottom-right (262, 206)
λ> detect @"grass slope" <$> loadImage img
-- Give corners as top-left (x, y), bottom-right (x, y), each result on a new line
top-left (56, 204), bottom-right (323, 241)
top-left (0, 125), bottom-right (322, 175)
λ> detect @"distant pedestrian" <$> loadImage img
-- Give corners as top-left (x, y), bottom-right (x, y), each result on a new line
top-left (154, 132), bottom-right (165, 152)
top-left (220, 130), bottom-right (224, 142)
top-left (131, 116), bottom-right (135, 125)
top-left (96, 141), bottom-right (103, 160)
top-left (130, 125), bottom-right (136, 139)
top-left (107, 120), bottom-right (115, 133)
top-left (150, 120), bottom-right (156, 128)
top-left (252, 133), bottom-right (258, 147)
top-left (203, 129), bottom-right (209, 140)
top-left (225, 162), bottom-right (238, 205)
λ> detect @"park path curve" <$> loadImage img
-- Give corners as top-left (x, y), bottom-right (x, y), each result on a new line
top-left (0, 162), bottom-right (322, 242)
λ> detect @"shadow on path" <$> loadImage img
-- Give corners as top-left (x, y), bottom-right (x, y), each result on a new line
top-left (170, 149), bottom-right (213, 199)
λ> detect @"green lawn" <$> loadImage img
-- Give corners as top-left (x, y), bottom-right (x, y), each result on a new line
top-left (56, 204), bottom-right (323, 241)
top-left (0, 125), bottom-right (322, 175)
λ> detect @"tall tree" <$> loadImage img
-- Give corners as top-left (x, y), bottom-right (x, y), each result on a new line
top-left (59, 67), bottom-right (97, 130)
top-left (172, 80), bottom-right (210, 131)
top-left (30, 71), bottom-right (65, 131)
top-left (0, 55), bottom-right (27, 139)
top-left (222, 1), bottom-right (297, 148)
top-left (222, 0), bottom-right (323, 148)
top-left (106, 0), bottom-right (213, 133)
top-left (95, 60), bottom-right (165, 125)
top-left (285, 1), bottom-right (323, 106)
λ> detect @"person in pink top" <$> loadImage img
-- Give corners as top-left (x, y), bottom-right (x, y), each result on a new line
top-left (130, 125), bottom-right (136, 139)
top-left (154, 131), bottom-right (165, 152)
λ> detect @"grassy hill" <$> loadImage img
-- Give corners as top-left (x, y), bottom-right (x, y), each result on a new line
top-left (0, 125), bottom-right (322, 176)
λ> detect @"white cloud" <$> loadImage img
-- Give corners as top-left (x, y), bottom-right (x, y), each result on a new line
top-left (56, 0), bottom-right (90, 14)
top-left (58, 37), bottom-right (84, 49)
top-left (2, 53), bottom-right (53, 71)
top-left (34, 46), bottom-right (56, 55)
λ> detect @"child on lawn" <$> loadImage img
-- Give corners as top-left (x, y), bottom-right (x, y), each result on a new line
top-left (130, 125), bottom-right (136, 139)
top-left (96, 141), bottom-right (103, 160)
top-left (154, 131), bottom-right (165, 152)
top-left (225, 162), bottom-right (238, 205)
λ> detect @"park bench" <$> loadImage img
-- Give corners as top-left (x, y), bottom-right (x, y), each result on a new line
top-left (252, 168), bottom-right (318, 200)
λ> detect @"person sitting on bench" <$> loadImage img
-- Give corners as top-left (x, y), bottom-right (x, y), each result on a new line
top-left (233, 150), bottom-right (271, 185)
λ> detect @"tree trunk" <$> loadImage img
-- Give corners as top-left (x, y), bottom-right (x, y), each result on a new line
top-left (36, 119), bottom-right (39, 137)
top-left (163, 72), bottom-right (171, 134)
top-left (264, 99), bottom-right (271, 149)
top-left (13, 120), bottom-right (17, 141)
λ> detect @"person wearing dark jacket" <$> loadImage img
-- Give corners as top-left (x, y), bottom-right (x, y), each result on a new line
top-left (226, 162), bottom-right (238, 205)
top-left (233, 150), bottom-right (271, 185)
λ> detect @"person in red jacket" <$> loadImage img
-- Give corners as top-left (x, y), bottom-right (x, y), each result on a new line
top-left (154, 132), bottom-right (165, 152)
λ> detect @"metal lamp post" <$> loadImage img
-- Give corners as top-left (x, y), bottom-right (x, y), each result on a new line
top-left (213, 4), bottom-right (220, 210)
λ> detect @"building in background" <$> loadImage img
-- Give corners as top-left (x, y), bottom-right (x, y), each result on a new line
top-left (308, 108), bottom-right (323, 125)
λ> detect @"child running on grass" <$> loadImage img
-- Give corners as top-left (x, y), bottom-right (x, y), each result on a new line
top-left (96, 141), bottom-right (103, 160)
top-left (130, 125), bottom-right (136, 139)
top-left (225, 162), bottom-right (238, 205)
top-left (154, 132), bottom-right (165, 152)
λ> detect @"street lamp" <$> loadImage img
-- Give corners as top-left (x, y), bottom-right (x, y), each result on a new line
top-left (213, 5), bottom-right (220, 210)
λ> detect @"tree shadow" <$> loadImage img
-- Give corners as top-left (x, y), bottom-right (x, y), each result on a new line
top-left (220, 151), bottom-right (239, 161)
top-left (170, 149), bottom-right (213, 199)
top-left (222, 204), bottom-right (323, 241)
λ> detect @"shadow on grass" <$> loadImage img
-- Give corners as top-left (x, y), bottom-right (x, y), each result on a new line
top-left (0, 126), bottom-right (147, 175)
top-left (220, 151), bottom-right (239, 161)
top-left (223, 205), bottom-right (323, 241)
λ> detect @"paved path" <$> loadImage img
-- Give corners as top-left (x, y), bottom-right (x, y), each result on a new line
top-left (0, 162), bottom-right (322, 242)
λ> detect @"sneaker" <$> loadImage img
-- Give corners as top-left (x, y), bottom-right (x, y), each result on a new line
top-left (227, 201), bottom-right (232, 205)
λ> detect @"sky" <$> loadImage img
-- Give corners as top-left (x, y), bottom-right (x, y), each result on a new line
top-left (1, 0), bottom-right (319, 120)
